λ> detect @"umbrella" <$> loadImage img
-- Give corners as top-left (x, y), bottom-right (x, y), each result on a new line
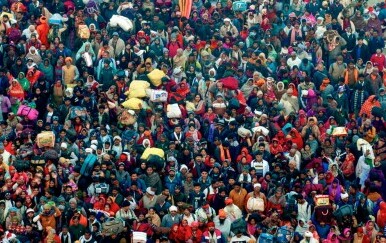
top-left (331, 127), bottom-right (348, 137)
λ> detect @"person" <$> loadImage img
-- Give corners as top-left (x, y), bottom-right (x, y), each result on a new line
top-left (202, 221), bottom-right (226, 243)
top-left (161, 205), bottom-right (181, 228)
top-left (0, 0), bottom-right (384, 242)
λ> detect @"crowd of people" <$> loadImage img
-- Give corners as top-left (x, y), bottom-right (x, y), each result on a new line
top-left (0, 0), bottom-right (385, 242)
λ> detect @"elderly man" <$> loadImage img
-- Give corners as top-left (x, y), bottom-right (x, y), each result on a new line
top-left (108, 32), bottom-right (125, 58)
top-left (220, 18), bottom-right (239, 38)
top-left (287, 52), bottom-right (301, 69)
top-left (173, 48), bottom-right (186, 69)
top-left (161, 205), bottom-right (181, 228)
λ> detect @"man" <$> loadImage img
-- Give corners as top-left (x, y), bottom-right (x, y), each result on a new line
top-left (245, 183), bottom-right (267, 214)
top-left (115, 200), bottom-right (137, 221)
top-left (379, 88), bottom-right (386, 110)
top-left (343, 60), bottom-right (359, 90)
top-left (187, 183), bottom-right (206, 210)
top-left (352, 37), bottom-right (370, 62)
top-left (313, 63), bottom-right (328, 89)
top-left (203, 180), bottom-right (219, 203)
top-left (59, 225), bottom-right (72, 243)
top-left (213, 209), bottom-right (232, 238)
top-left (229, 182), bottom-right (247, 212)
top-left (220, 18), bottom-right (238, 38)
top-left (22, 223), bottom-right (40, 243)
top-left (296, 194), bottom-right (311, 222)
top-left (173, 48), bottom-right (186, 69)
top-left (250, 152), bottom-right (269, 178)
top-left (202, 221), bottom-right (226, 243)
top-left (124, 172), bottom-right (146, 192)
top-left (97, 58), bottom-right (115, 92)
top-left (341, 27), bottom-right (356, 53)
top-left (287, 52), bottom-right (301, 69)
top-left (161, 205), bottom-right (181, 228)
top-left (109, 32), bottom-right (125, 58)
top-left (335, 85), bottom-right (349, 118)
top-left (69, 216), bottom-right (86, 241)
top-left (328, 55), bottom-right (346, 85)
top-left (164, 168), bottom-right (182, 194)
top-left (78, 230), bottom-right (97, 243)
top-left (36, 203), bottom-right (62, 232)
top-left (365, 67), bottom-right (384, 96)
top-left (229, 230), bottom-right (251, 243)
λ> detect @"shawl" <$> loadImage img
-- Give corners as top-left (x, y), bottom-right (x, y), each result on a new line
top-left (351, 15), bottom-right (367, 30)
top-left (359, 95), bottom-right (381, 117)
top-left (328, 178), bottom-right (341, 203)
top-left (75, 42), bottom-right (96, 61)
top-left (320, 78), bottom-right (330, 91)
top-left (9, 80), bottom-right (24, 100)
top-left (288, 83), bottom-right (298, 97)
top-left (145, 172), bottom-right (161, 188)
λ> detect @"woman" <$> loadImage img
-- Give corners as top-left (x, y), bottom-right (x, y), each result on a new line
top-left (328, 179), bottom-right (342, 204)
top-left (145, 207), bottom-right (161, 227)
top-left (176, 219), bottom-right (193, 242)
top-left (75, 41), bottom-right (96, 65)
top-left (362, 61), bottom-right (374, 76)
top-left (360, 95), bottom-right (381, 118)
top-left (202, 107), bottom-right (216, 124)
top-left (132, 213), bottom-right (153, 236)
top-left (8, 79), bottom-right (25, 114)
top-left (191, 94), bottom-right (205, 115)
top-left (362, 220), bottom-right (378, 243)
top-left (185, 124), bottom-right (202, 143)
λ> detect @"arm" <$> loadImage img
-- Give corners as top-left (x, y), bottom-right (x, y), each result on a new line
top-left (74, 66), bottom-right (80, 81)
